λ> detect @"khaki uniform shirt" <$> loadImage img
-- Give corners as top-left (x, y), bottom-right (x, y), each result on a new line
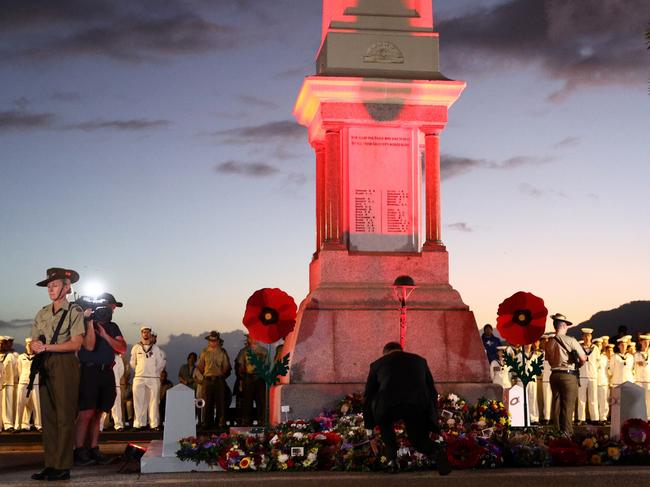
top-left (236, 345), bottom-right (268, 375)
top-left (545, 334), bottom-right (583, 370)
top-left (31, 300), bottom-right (85, 345)
top-left (198, 346), bottom-right (231, 378)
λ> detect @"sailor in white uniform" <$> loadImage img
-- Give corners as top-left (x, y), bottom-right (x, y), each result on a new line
top-left (490, 346), bottom-right (512, 392)
top-left (14, 338), bottom-right (42, 431)
top-left (634, 334), bottom-right (650, 420)
top-left (130, 327), bottom-right (166, 430)
top-left (610, 336), bottom-right (635, 386)
top-left (577, 328), bottom-right (600, 423)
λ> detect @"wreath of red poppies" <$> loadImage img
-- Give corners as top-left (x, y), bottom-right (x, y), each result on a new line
top-left (621, 418), bottom-right (650, 449)
top-left (496, 291), bottom-right (548, 345)
top-left (547, 438), bottom-right (587, 466)
top-left (445, 437), bottom-right (483, 469)
top-left (242, 288), bottom-right (297, 344)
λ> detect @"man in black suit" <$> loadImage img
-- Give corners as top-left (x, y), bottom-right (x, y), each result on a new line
top-left (363, 342), bottom-right (451, 475)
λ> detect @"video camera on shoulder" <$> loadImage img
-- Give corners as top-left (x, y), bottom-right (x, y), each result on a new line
top-left (75, 296), bottom-right (113, 323)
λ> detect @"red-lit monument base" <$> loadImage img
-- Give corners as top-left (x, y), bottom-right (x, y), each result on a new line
top-left (271, 249), bottom-right (500, 423)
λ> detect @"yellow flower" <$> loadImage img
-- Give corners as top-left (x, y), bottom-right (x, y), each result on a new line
top-left (607, 447), bottom-right (620, 460)
top-left (499, 417), bottom-right (507, 425)
top-left (239, 457), bottom-right (251, 469)
top-left (582, 438), bottom-right (595, 449)
top-left (591, 454), bottom-right (602, 465)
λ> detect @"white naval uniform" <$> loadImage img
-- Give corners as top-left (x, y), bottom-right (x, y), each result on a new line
top-left (130, 343), bottom-right (165, 428)
top-left (0, 358), bottom-right (4, 431)
top-left (610, 352), bottom-right (634, 386)
top-left (490, 359), bottom-right (512, 391)
top-left (1, 352), bottom-right (17, 430)
top-left (14, 353), bottom-right (41, 430)
top-left (596, 353), bottom-right (610, 421)
top-left (541, 353), bottom-right (552, 421)
top-left (634, 351), bottom-right (650, 419)
top-left (578, 344), bottom-right (600, 422)
top-left (101, 354), bottom-right (126, 431)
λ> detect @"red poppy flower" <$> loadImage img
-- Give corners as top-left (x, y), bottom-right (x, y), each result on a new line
top-left (548, 438), bottom-right (587, 466)
top-left (243, 288), bottom-right (297, 344)
top-left (446, 437), bottom-right (483, 469)
top-left (621, 419), bottom-right (650, 448)
top-left (496, 291), bottom-right (548, 345)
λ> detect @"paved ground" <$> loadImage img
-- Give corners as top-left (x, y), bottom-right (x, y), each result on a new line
top-left (1, 443), bottom-right (650, 487)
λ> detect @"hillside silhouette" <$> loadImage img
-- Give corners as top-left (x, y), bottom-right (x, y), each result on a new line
top-left (568, 300), bottom-right (650, 339)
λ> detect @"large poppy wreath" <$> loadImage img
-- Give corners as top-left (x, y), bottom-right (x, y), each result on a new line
top-left (242, 288), bottom-right (297, 344)
top-left (621, 418), bottom-right (650, 449)
top-left (496, 291), bottom-right (548, 346)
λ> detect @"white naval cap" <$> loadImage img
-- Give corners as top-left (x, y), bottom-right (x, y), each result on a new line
top-left (140, 326), bottom-right (152, 332)
top-left (581, 328), bottom-right (593, 334)
top-left (640, 334), bottom-right (650, 341)
top-left (25, 337), bottom-right (32, 343)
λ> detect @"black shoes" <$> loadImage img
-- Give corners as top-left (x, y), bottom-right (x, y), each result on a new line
top-left (89, 447), bottom-right (111, 465)
top-left (31, 468), bottom-right (70, 481)
top-left (74, 447), bottom-right (95, 466)
top-left (31, 468), bottom-right (54, 480)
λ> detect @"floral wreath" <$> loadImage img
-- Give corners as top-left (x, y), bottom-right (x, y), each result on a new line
top-left (621, 418), bottom-right (650, 449)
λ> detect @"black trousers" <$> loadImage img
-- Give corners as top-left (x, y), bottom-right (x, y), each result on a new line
top-left (378, 404), bottom-right (435, 462)
top-left (240, 376), bottom-right (266, 426)
top-left (203, 376), bottom-right (227, 427)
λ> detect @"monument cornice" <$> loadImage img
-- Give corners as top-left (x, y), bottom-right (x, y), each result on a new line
top-left (294, 76), bottom-right (465, 142)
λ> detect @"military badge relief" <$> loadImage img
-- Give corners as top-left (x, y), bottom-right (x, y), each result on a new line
top-left (363, 41), bottom-right (404, 64)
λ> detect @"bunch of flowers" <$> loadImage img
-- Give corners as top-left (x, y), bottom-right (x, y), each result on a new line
top-left (337, 392), bottom-right (365, 416)
top-left (437, 393), bottom-right (470, 434)
top-left (476, 436), bottom-right (504, 469)
top-left (268, 430), bottom-right (323, 471)
top-left (547, 437), bottom-right (588, 466)
top-left (177, 434), bottom-right (231, 467)
top-left (502, 431), bottom-right (550, 467)
top-left (470, 397), bottom-right (510, 431)
top-left (220, 435), bottom-right (268, 471)
top-left (273, 419), bottom-right (318, 434)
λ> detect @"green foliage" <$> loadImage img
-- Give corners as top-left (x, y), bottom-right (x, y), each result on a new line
top-left (247, 349), bottom-right (290, 386)
top-left (504, 353), bottom-right (544, 386)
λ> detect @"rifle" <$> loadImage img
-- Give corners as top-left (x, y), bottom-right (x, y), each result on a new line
top-left (26, 334), bottom-right (46, 398)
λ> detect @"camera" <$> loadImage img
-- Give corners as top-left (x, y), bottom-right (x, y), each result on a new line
top-left (75, 296), bottom-right (113, 323)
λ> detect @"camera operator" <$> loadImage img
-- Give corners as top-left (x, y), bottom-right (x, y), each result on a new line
top-left (74, 293), bottom-right (126, 466)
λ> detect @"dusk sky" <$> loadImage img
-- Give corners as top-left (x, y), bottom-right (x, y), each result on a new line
top-left (1, 0), bottom-right (648, 347)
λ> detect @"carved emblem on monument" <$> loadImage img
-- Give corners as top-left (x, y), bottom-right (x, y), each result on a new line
top-left (363, 41), bottom-right (404, 64)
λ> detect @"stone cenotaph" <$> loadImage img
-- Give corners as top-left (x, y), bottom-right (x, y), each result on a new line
top-left (272, 0), bottom-right (497, 422)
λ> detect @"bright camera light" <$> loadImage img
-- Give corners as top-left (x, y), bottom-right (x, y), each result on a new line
top-left (83, 281), bottom-right (105, 298)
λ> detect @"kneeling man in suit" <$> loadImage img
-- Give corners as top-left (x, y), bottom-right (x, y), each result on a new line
top-left (363, 342), bottom-right (451, 475)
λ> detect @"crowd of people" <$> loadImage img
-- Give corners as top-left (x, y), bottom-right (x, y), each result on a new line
top-left (482, 320), bottom-right (650, 431)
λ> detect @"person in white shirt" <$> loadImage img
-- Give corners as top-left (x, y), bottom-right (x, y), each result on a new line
top-left (594, 338), bottom-right (610, 423)
top-left (1, 336), bottom-right (17, 432)
top-left (101, 353), bottom-right (126, 431)
top-left (537, 334), bottom-right (553, 424)
top-left (130, 327), bottom-right (166, 430)
top-left (15, 338), bottom-right (42, 431)
top-left (634, 334), bottom-right (650, 420)
top-left (490, 346), bottom-right (512, 392)
top-left (577, 328), bottom-right (600, 424)
top-left (610, 337), bottom-right (635, 386)
top-left (0, 339), bottom-right (4, 432)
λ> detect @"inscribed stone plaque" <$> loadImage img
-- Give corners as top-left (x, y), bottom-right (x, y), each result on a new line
top-left (347, 126), bottom-right (420, 252)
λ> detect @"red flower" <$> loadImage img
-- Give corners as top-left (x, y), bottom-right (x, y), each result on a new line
top-left (621, 419), bottom-right (650, 448)
top-left (446, 437), bottom-right (483, 469)
top-left (496, 291), bottom-right (548, 345)
top-left (548, 438), bottom-right (587, 466)
top-left (242, 288), bottom-right (297, 344)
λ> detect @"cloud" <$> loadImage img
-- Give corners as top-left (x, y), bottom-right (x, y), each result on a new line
top-left (446, 222), bottom-right (474, 233)
top-left (1, 0), bottom-right (238, 62)
top-left (64, 118), bottom-right (171, 131)
top-left (441, 153), bottom-right (550, 180)
top-left (519, 182), bottom-right (567, 198)
top-left (211, 120), bottom-right (305, 144)
top-left (214, 160), bottom-right (280, 177)
top-left (50, 91), bottom-right (82, 102)
top-left (554, 136), bottom-right (581, 149)
top-left (437, 0), bottom-right (646, 99)
top-left (237, 95), bottom-right (278, 109)
top-left (0, 319), bottom-right (32, 329)
top-left (0, 110), bottom-right (56, 132)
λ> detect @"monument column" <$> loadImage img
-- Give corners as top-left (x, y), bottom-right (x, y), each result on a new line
top-left (423, 129), bottom-right (444, 250)
top-left (314, 141), bottom-right (326, 251)
top-left (323, 128), bottom-right (344, 249)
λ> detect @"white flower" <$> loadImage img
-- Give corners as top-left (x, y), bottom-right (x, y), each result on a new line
top-left (269, 435), bottom-right (279, 445)
top-left (447, 418), bottom-right (456, 426)
top-left (307, 452), bottom-right (317, 462)
top-left (278, 454), bottom-right (289, 463)
top-left (448, 393), bottom-right (459, 405)
top-left (293, 432), bottom-right (304, 440)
